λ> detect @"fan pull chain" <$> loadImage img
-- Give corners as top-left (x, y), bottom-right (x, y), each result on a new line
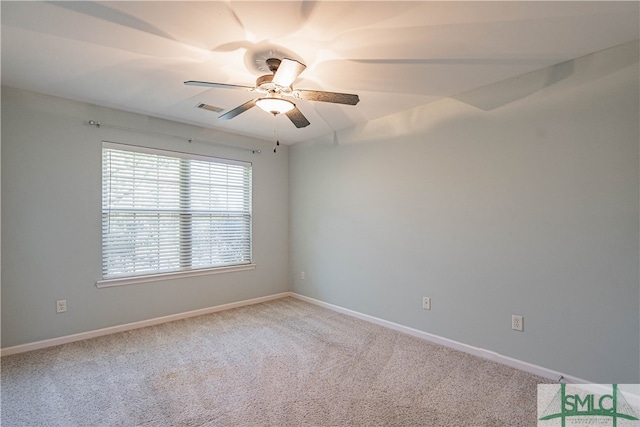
top-left (273, 114), bottom-right (281, 153)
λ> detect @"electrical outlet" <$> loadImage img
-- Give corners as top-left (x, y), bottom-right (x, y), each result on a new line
top-left (300, 271), bottom-right (305, 280)
top-left (512, 315), bottom-right (523, 331)
top-left (422, 297), bottom-right (431, 310)
top-left (56, 299), bottom-right (67, 313)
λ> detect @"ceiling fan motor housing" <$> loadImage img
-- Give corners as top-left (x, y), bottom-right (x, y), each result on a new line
top-left (256, 74), bottom-right (274, 87)
top-left (255, 74), bottom-right (292, 95)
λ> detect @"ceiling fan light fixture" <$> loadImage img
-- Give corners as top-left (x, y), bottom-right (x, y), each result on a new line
top-left (256, 97), bottom-right (295, 115)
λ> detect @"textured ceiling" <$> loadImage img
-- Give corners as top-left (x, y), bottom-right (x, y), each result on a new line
top-left (2, 1), bottom-right (638, 144)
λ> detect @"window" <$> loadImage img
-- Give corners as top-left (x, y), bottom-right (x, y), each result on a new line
top-left (101, 142), bottom-right (252, 283)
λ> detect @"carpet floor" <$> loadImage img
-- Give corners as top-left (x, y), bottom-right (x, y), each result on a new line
top-left (1, 297), bottom-right (550, 426)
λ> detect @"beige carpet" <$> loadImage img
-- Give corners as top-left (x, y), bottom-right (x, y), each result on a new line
top-left (1, 297), bottom-right (550, 426)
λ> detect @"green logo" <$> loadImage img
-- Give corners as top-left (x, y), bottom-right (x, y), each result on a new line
top-left (539, 384), bottom-right (639, 427)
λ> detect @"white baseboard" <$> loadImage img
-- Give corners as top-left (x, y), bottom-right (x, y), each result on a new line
top-left (0, 292), bottom-right (292, 357)
top-left (289, 293), bottom-right (594, 385)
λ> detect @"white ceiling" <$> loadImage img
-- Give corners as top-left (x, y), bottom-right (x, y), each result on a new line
top-left (2, 1), bottom-right (638, 145)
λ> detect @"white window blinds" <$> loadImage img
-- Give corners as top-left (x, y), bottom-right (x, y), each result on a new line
top-left (101, 142), bottom-right (252, 280)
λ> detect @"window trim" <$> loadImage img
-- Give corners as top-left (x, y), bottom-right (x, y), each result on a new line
top-left (102, 141), bottom-right (252, 168)
top-left (96, 264), bottom-right (257, 288)
top-left (99, 141), bottom-right (253, 285)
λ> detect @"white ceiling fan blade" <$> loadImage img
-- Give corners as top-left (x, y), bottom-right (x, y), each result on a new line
top-left (219, 99), bottom-right (257, 120)
top-left (185, 81), bottom-right (254, 91)
top-left (272, 58), bottom-right (306, 87)
top-left (293, 89), bottom-right (360, 105)
top-left (285, 107), bottom-right (311, 128)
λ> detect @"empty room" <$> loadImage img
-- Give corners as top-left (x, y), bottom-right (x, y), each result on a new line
top-left (1, 1), bottom-right (639, 426)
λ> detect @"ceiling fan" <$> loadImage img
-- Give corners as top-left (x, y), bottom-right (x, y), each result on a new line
top-left (184, 58), bottom-right (360, 128)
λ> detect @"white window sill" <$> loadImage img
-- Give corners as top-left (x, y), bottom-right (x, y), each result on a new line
top-left (96, 264), bottom-right (257, 288)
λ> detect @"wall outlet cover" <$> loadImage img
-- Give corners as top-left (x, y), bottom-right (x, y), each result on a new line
top-left (56, 299), bottom-right (67, 313)
top-left (512, 315), bottom-right (524, 331)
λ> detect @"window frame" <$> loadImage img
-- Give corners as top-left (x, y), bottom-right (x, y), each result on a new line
top-left (97, 141), bottom-right (255, 288)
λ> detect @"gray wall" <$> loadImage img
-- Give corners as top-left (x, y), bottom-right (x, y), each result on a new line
top-left (289, 41), bottom-right (640, 384)
top-left (1, 86), bottom-right (289, 348)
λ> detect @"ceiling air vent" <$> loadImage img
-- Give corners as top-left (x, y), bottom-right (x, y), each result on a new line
top-left (196, 103), bottom-right (224, 113)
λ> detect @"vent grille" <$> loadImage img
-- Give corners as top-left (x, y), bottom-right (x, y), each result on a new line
top-left (196, 103), bottom-right (224, 113)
